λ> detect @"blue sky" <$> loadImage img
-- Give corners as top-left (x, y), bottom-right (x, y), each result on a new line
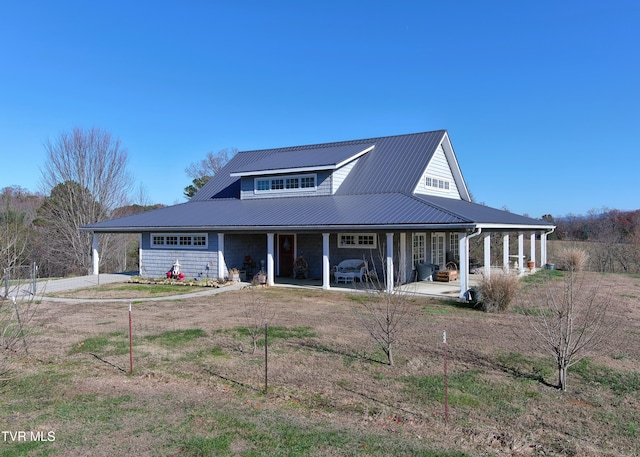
top-left (1, 1), bottom-right (638, 218)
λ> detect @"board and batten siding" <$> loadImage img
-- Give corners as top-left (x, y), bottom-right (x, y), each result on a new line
top-left (139, 233), bottom-right (219, 279)
top-left (413, 144), bottom-right (460, 199)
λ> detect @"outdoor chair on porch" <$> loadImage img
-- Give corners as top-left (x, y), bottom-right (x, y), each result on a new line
top-left (293, 255), bottom-right (308, 279)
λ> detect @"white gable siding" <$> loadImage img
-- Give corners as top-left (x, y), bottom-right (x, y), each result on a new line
top-left (331, 158), bottom-right (359, 194)
top-left (414, 145), bottom-right (460, 199)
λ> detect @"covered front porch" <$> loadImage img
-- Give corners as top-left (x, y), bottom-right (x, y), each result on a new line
top-left (264, 264), bottom-right (538, 299)
top-left (233, 228), bottom-right (553, 299)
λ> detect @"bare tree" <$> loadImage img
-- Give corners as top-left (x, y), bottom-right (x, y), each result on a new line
top-left (1, 295), bottom-right (38, 385)
top-left (39, 128), bottom-right (133, 275)
top-left (1, 196), bottom-right (30, 274)
top-left (354, 249), bottom-right (414, 366)
top-left (522, 257), bottom-right (617, 391)
top-left (241, 287), bottom-right (276, 354)
top-left (184, 148), bottom-right (236, 198)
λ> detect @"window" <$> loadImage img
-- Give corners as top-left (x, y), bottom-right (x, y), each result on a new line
top-left (450, 233), bottom-right (460, 261)
top-left (254, 174), bottom-right (316, 194)
top-left (150, 233), bottom-right (208, 249)
top-left (271, 179), bottom-right (284, 190)
top-left (425, 176), bottom-right (450, 191)
top-left (257, 179), bottom-right (270, 191)
top-left (338, 233), bottom-right (377, 249)
top-left (412, 233), bottom-right (426, 267)
top-left (300, 176), bottom-right (315, 188)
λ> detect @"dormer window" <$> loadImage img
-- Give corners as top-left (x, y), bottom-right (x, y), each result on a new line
top-left (425, 176), bottom-right (450, 191)
top-left (254, 173), bottom-right (317, 194)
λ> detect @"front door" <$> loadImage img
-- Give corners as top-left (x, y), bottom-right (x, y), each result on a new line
top-left (431, 233), bottom-right (446, 269)
top-left (278, 234), bottom-right (295, 277)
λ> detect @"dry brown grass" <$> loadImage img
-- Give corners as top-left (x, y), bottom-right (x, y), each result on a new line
top-left (3, 272), bottom-right (639, 456)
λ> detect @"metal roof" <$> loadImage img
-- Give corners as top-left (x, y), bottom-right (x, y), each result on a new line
top-left (229, 143), bottom-right (375, 176)
top-left (83, 130), bottom-right (554, 233)
top-left (190, 130), bottom-right (450, 201)
top-left (84, 193), bottom-right (551, 233)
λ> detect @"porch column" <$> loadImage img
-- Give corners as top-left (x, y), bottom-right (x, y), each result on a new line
top-left (503, 234), bottom-right (509, 271)
top-left (139, 234), bottom-right (143, 277)
top-left (530, 232), bottom-right (536, 270)
top-left (483, 233), bottom-right (491, 278)
top-left (459, 231), bottom-right (469, 299)
top-left (267, 233), bottom-right (275, 286)
top-left (386, 233), bottom-right (394, 293)
top-left (518, 233), bottom-right (524, 275)
top-left (217, 233), bottom-right (225, 280)
top-left (322, 233), bottom-right (330, 290)
top-left (92, 233), bottom-right (99, 275)
top-left (399, 233), bottom-right (407, 283)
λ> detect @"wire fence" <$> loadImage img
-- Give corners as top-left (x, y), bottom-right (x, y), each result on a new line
top-left (2, 263), bottom-right (38, 299)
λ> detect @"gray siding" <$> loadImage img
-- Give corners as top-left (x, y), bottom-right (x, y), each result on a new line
top-left (140, 233), bottom-right (219, 279)
top-left (240, 171), bottom-right (333, 200)
top-left (138, 229), bottom-right (465, 284)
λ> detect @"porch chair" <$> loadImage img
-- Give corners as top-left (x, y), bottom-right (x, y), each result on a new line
top-left (293, 255), bottom-right (308, 279)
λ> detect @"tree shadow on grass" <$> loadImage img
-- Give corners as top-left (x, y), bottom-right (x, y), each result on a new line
top-left (291, 340), bottom-right (388, 365)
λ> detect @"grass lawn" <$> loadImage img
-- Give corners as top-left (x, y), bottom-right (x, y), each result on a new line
top-left (1, 272), bottom-right (639, 456)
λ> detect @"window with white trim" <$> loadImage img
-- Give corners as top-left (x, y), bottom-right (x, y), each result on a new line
top-left (151, 233), bottom-right (208, 249)
top-left (450, 233), bottom-right (460, 261)
top-left (254, 173), bottom-right (317, 194)
top-left (412, 233), bottom-right (426, 267)
top-left (338, 233), bottom-right (377, 248)
top-left (425, 176), bottom-right (450, 191)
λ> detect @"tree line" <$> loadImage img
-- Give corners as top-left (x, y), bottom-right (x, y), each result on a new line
top-left (543, 210), bottom-right (640, 273)
top-left (2, 128), bottom-right (233, 279)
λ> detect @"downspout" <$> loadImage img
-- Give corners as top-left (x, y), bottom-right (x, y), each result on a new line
top-left (460, 227), bottom-right (482, 299)
top-left (541, 226), bottom-right (555, 266)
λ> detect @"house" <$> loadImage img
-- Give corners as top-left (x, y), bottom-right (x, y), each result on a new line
top-left (81, 130), bottom-right (555, 298)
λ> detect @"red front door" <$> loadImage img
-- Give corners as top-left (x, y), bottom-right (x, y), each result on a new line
top-left (278, 235), bottom-right (295, 277)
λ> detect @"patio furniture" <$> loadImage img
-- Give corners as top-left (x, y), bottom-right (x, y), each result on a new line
top-left (436, 262), bottom-right (459, 282)
top-left (416, 263), bottom-right (439, 281)
top-left (293, 255), bottom-right (308, 279)
top-left (333, 259), bottom-right (368, 283)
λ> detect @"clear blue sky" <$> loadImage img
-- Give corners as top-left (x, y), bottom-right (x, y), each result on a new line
top-left (1, 1), bottom-right (638, 218)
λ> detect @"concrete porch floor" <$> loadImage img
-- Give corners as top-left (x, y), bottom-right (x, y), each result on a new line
top-left (270, 274), bottom-right (482, 299)
top-left (270, 266), bottom-right (537, 299)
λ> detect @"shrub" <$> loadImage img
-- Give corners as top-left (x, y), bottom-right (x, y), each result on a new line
top-left (557, 247), bottom-right (589, 272)
top-left (477, 273), bottom-right (520, 313)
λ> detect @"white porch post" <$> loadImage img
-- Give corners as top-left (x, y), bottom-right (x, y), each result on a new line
top-left (217, 233), bottom-right (225, 280)
top-left (138, 234), bottom-right (143, 277)
top-left (503, 234), bottom-right (510, 272)
top-left (386, 233), bottom-right (394, 293)
top-left (322, 233), bottom-right (330, 290)
top-left (459, 231), bottom-right (469, 299)
top-left (483, 233), bottom-right (491, 279)
top-left (399, 233), bottom-right (407, 283)
top-left (92, 233), bottom-right (99, 275)
top-left (518, 233), bottom-right (524, 275)
top-left (267, 233), bottom-right (275, 286)
top-left (530, 232), bottom-right (536, 270)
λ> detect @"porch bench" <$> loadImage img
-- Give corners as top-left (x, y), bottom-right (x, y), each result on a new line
top-left (333, 259), bottom-right (368, 283)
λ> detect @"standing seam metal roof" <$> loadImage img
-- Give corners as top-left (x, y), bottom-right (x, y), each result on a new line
top-left (83, 130), bottom-right (553, 232)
